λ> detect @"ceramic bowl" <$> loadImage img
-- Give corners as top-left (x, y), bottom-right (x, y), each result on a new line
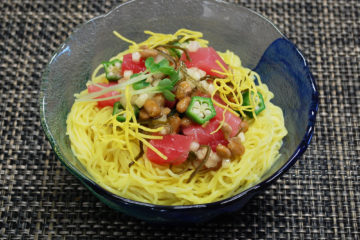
top-left (40, 0), bottom-right (319, 223)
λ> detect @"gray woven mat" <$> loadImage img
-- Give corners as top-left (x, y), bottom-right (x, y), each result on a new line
top-left (0, 0), bottom-right (359, 239)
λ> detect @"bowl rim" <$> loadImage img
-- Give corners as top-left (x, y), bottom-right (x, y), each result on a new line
top-left (39, 0), bottom-right (319, 210)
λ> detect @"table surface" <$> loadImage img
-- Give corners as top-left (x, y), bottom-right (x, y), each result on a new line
top-left (0, 0), bottom-right (359, 239)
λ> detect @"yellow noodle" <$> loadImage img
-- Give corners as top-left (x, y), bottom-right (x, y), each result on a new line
top-left (66, 30), bottom-right (287, 205)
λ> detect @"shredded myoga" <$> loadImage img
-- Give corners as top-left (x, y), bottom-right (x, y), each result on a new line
top-left (66, 29), bottom-right (287, 205)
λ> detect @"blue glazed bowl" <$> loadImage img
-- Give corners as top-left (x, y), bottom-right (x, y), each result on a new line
top-left (40, 0), bottom-right (319, 223)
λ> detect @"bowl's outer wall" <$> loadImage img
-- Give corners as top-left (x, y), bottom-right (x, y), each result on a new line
top-left (83, 179), bottom-right (258, 223)
top-left (41, 0), bottom-right (317, 223)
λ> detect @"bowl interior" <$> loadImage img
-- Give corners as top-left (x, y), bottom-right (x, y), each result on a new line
top-left (40, 0), bottom-right (316, 205)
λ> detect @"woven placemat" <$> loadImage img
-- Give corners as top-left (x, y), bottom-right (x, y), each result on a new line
top-left (0, 0), bottom-right (359, 239)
